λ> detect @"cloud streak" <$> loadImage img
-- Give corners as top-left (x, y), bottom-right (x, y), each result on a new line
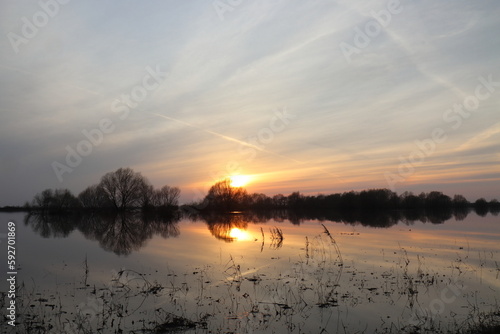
top-left (0, 1), bottom-right (499, 204)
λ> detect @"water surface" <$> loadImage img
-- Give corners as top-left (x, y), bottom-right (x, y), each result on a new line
top-left (1, 211), bottom-right (499, 333)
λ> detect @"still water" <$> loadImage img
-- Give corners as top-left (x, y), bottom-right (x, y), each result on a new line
top-left (1, 211), bottom-right (499, 333)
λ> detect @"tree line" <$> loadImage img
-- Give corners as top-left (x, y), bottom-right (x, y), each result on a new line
top-left (27, 167), bottom-right (180, 212)
top-left (23, 167), bottom-right (499, 216)
top-left (192, 179), bottom-right (500, 216)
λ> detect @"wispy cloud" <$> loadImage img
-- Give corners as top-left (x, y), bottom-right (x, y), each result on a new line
top-left (0, 1), bottom-right (499, 204)
top-left (455, 122), bottom-right (500, 153)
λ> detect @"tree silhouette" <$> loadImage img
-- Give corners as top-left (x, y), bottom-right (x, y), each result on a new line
top-left (23, 167), bottom-right (498, 218)
top-left (153, 185), bottom-right (181, 208)
top-left (139, 182), bottom-right (155, 210)
top-left (78, 184), bottom-right (111, 209)
top-left (98, 167), bottom-right (150, 210)
top-left (31, 188), bottom-right (80, 212)
top-left (490, 199), bottom-right (500, 216)
top-left (204, 179), bottom-right (248, 211)
top-left (474, 198), bottom-right (489, 217)
top-left (27, 167), bottom-right (181, 212)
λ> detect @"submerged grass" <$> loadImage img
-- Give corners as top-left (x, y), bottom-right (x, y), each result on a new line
top-left (269, 226), bottom-right (284, 249)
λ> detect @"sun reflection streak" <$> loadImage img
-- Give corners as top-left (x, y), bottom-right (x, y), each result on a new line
top-left (228, 227), bottom-right (250, 241)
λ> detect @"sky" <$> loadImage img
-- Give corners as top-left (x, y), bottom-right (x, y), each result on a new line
top-left (1, 0), bottom-right (499, 206)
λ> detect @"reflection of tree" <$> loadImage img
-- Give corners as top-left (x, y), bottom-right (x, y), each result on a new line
top-left (200, 212), bottom-right (249, 242)
top-left (187, 207), bottom-right (467, 241)
top-left (80, 213), bottom-right (148, 255)
top-left (141, 210), bottom-right (181, 239)
top-left (285, 206), bottom-right (464, 226)
top-left (452, 207), bottom-right (470, 221)
top-left (24, 211), bottom-right (180, 255)
top-left (24, 212), bottom-right (78, 238)
top-left (189, 206), bottom-right (477, 245)
top-left (25, 204), bottom-right (482, 251)
top-left (425, 208), bottom-right (453, 224)
top-left (79, 212), bottom-right (181, 255)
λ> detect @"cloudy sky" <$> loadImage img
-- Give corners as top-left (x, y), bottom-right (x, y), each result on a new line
top-left (1, 0), bottom-right (499, 205)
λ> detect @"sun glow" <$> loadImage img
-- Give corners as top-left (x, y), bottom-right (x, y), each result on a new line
top-left (228, 228), bottom-right (250, 241)
top-left (230, 174), bottom-right (252, 188)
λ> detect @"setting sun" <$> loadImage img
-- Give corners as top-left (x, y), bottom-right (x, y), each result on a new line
top-left (230, 175), bottom-right (252, 188)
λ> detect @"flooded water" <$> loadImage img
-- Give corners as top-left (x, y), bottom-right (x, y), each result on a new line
top-left (1, 211), bottom-right (499, 333)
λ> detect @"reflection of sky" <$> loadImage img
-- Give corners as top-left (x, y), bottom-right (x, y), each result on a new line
top-left (8, 212), bottom-right (499, 285)
top-left (1, 2), bottom-right (500, 205)
top-left (2, 212), bottom-right (499, 332)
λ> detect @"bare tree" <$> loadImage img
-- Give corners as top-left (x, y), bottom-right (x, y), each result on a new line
top-left (53, 189), bottom-right (80, 209)
top-left (78, 184), bottom-right (111, 209)
top-left (139, 182), bottom-right (155, 210)
top-left (205, 179), bottom-right (248, 210)
top-left (32, 189), bottom-right (54, 209)
top-left (32, 188), bottom-right (79, 211)
top-left (98, 168), bottom-right (149, 210)
top-left (272, 194), bottom-right (287, 208)
top-left (154, 185), bottom-right (181, 207)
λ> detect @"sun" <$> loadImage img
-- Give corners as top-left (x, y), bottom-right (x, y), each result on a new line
top-left (230, 175), bottom-right (252, 188)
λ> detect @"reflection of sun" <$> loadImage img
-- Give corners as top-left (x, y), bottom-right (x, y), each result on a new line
top-left (229, 228), bottom-right (250, 240)
top-left (230, 175), bottom-right (252, 188)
